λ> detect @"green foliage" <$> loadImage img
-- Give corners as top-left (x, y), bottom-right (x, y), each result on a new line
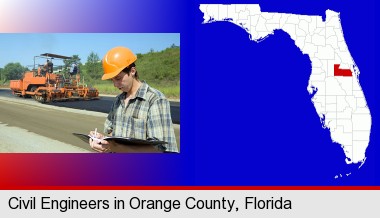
top-left (137, 46), bottom-right (180, 86)
top-left (93, 80), bottom-right (119, 93)
top-left (148, 82), bottom-right (180, 99)
top-left (94, 80), bottom-right (180, 99)
top-left (62, 55), bottom-right (81, 75)
top-left (63, 55), bottom-right (81, 67)
top-left (1, 46), bottom-right (180, 98)
top-left (2, 63), bottom-right (28, 80)
top-left (84, 51), bottom-right (102, 81)
top-left (0, 67), bottom-right (7, 85)
top-left (93, 46), bottom-right (180, 98)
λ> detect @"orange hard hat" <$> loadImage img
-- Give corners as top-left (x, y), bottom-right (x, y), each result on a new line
top-left (102, 46), bottom-right (137, 80)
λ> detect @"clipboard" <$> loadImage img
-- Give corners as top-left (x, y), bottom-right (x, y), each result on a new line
top-left (73, 133), bottom-right (167, 145)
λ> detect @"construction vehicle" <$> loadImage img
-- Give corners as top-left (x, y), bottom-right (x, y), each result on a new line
top-left (10, 53), bottom-right (99, 103)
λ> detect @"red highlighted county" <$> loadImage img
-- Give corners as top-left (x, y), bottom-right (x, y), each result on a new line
top-left (334, 64), bottom-right (352, 77)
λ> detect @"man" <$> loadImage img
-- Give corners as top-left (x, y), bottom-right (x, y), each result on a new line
top-left (70, 63), bottom-right (78, 76)
top-left (69, 62), bottom-right (80, 84)
top-left (89, 46), bottom-right (178, 153)
top-left (44, 60), bottom-right (53, 73)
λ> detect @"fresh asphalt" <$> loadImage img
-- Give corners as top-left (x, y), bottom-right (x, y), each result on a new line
top-left (0, 89), bottom-right (180, 124)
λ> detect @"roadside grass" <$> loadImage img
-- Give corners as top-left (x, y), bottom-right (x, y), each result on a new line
top-left (93, 81), bottom-right (180, 100)
top-left (92, 82), bottom-right (119, 95)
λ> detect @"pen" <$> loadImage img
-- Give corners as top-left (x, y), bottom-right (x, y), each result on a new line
top-left (91, 128), bottom-right (102, 142)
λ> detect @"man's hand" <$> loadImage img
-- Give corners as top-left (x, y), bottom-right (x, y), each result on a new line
top-left (88, 130), bottom-right (110, 153)
top-left (88, 131), bottom-right (163, 153)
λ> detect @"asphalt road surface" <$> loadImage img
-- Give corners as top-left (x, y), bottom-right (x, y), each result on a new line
top-left (0, 89), bottom-right (180, 124)
top-left (0, 88), bottom-right (180, 152)
top-left (0, 96), bottom-right (106, 152)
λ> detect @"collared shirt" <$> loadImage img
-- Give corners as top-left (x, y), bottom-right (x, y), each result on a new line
top-left (104, 82), bottom-right (178, 152)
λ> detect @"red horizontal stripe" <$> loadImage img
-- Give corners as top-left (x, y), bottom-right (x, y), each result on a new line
top-left (1, 186), bottom-right (380, 190)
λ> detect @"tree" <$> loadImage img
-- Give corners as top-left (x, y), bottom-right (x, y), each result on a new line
top-left (85, 51), bottom-right (102, 80)
top-left (63, 54), bottom-right (81, 66)
top-left (0, 68), bottom-right (3, 82)
top-left (63, 55), bottom-right (81, 74)
top-left (2, 63), bottom-right (28, 80)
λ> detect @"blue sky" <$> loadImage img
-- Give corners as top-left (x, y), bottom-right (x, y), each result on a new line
top-left (0, 33), bottom-right (180, 68)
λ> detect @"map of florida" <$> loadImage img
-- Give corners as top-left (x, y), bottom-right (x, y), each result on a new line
top-left (200, 4), bottom-right (372, 165)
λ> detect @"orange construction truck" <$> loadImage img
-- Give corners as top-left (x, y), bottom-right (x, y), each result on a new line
top-left (10, 53), bottom-right (99, 103)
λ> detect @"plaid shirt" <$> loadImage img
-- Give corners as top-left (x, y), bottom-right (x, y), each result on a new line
top-left (104, 82), bottom-right (178, 152)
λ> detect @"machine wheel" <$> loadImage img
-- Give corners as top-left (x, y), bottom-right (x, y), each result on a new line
top-left (41, 91), bottom-right (47, 103)
top-left (30, 86), bottom-right (38, 92)
top-left (35, 91), bottom-right (47, 103)
top-left (30, 86), bottom-right (38, 99)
